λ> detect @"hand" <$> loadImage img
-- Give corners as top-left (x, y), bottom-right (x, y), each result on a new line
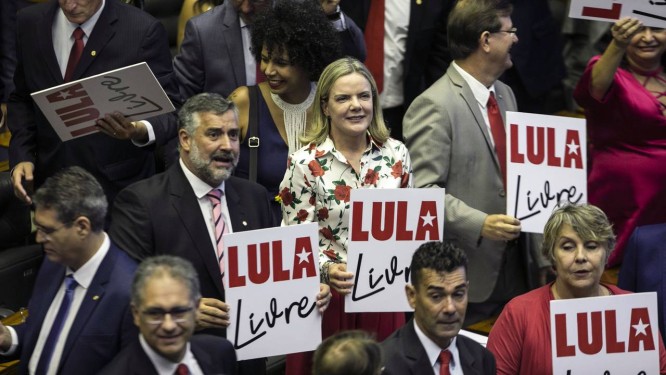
top-left (316, 283), bottom-right (332, 313)
top-left (96, 112), bottom-right (147, 142)
top-left (0, 322), bottom-right (12, 351)
top-left (481, 214), bottom-right (521, 241)
top-left (328, 263), bottom-right (354, 295)
top-left (11, 162), bottom-right (35, 204)
top-left (611, 17), bottom-right (643, 48)
top-left (195, 298), bottom-right (230, 331)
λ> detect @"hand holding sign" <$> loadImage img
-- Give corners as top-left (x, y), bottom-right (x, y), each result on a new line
top-left (96, 111), bottom-right (148, 142)
top-left (196, 297), bottom-right (230, 330)
top-left (329, 263), bottom-right (354, 295)
top-left (611, 17), bottom-right (644, 47)
top-left (481, 214), bottom-right (521, 241)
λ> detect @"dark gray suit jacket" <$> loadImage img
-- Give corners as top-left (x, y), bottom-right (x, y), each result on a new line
top-left (99, 334), bottom-right (237, 375)
top-left (381, 320), bottom-right (495, 375)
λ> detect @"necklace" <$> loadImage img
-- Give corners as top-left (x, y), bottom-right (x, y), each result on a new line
top-left (271, 82), bottom-right (316, 154)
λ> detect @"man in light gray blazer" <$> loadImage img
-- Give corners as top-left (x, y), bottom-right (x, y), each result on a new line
top-left (403, 0), bottom-right (548, 324)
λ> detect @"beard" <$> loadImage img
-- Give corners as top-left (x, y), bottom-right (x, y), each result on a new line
top-left (188, 141), bottom-right (239, 187)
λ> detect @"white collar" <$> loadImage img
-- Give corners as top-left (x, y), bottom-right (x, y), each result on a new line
top-left (67, 232), bottom-right (110, 289)
top-left (412, 319), bottom-right (460, 369)
top-left (451, 61), bottom-right (496, 109)
top-left (179, 158), bottom-right (226, 199)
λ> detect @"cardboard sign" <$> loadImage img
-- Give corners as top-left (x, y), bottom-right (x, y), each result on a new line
top-left (506, 112), bottom-right (587, 233)
top-left (223, 223), bottom-right (322, 361)
top-left (569, 0), bottom-right (666, 29)
top-left (551, 292), bottom-right (660, 374)
top-left (31, 62), bottom-right (175, 142)
top-left (346, 188), bottom-right (445, 312)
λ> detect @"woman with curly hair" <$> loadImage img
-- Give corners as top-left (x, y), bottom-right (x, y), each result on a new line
top-left (230, 0), bottom-right (342, 222)
top-left (279, 57), bottom-right (412, 374)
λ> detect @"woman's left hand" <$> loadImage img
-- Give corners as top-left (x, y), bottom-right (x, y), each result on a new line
top-left (611, 17), bottom-right (643, 48)
top-left (316, 283), bottom-right (332, 313)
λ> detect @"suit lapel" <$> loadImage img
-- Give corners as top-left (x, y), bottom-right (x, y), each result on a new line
top-left (169, 166), bottom-right (225, 297)
top-left (225, 178), bottom-right (251, 233)
top-left (457, 336), bottom-right (481, 375)
top-left (447, 65), bottom-right (502, 174)
top-left (191, 338), bottom-right (215, 372)
top-left (402, 320), bottom-right (435, 374)
top-left (39, 2), bottom-right (66, 84)
top-left (72, 0), bottom-right (117, 82)
top-left (58, 245), bottom-right (118, 371)
top-left (222, 1), bottom-right (246, 87)
top-left (23, 261), bottom-right (66, 355)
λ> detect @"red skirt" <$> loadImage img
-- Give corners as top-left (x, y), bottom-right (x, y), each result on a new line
top-left (285, 289), bottom-right (405, 374)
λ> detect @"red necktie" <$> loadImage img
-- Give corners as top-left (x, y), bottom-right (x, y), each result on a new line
top-left (64, 27), bottom-right (85, 82)
top-left (207, 189), bottom-right (228, 279)
top-left (364, 0), bottom-right (384, 93)
top-left (175, 363), bottom-right (189, 375)
top-left (487, 92), bottom-right (507, 188)
top-left (439, 350), bottom-right (452, 375)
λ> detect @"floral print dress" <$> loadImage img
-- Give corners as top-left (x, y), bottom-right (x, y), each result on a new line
top-left (279, 135), bottom-right (412, 277)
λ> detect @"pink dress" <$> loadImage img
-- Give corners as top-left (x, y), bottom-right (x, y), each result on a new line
top-left (573, 56), bottom-right (666, 267)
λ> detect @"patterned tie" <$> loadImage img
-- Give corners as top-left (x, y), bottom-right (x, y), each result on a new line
top-left (439, 350), bottom-right (452, 375)
top-left (206, 189), bottom-right (228, 278)
top-left (487, 92), bottom-right (507, 188)
top-left (35, 275), bottom-right (78, 374)
top-left (64, 27), bottom-right (85, 82)
top-left (175, 363), bottom-right (190, 375)
top-left (364, 0), bottom-right (384, 93)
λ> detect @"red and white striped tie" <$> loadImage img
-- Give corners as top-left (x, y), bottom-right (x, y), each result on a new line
top-left (206, 189), bottom-right (228, 278)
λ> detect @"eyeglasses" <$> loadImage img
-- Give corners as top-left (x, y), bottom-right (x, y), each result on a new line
top-left (35, 222), bottom-right (71, 237)
top-left (493, 27), bottom-right (518, 35)
top-left (141, 306), bottom-right (195, 325)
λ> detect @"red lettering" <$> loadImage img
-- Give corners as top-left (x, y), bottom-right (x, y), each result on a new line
top-left (555, 313), bottom-right (576, 357)
top-left (526, 126), bottom-right (545, 165)
top-left (510, 123), bottom-right (524, 163)
top-left (371, 202), bottom-right (394, 241)
top-left (61, 108), bottom-right (100, 127)
top-left (227, 245), bottom-right (245, 288)
top-left (55, 96), bottom-right (94, 115)
top-left (271, 241), bottom-right (290, 282)
top-left (248, 243), bottom-right (270, 285)
top-left (70, 125), bottom-right (99, 137)
top-left (604, 310), bottom-right (626, 353)
top-left (395, 201), bottom-right (413, 241)
top-left (577, 311), bottom-right (603, 355)
top-left (351, 201), bottom-right (368, 241)
top-left (628, 307), bottom-right (656, 352)
top-left (563, 130), bottom-right (583, 169)
top-left (292, 237), bottom-right (317, 279)
top-left (415, 201), bottom-right (439, 241)
top-left (546, 127), bottom-right (561, 167)
top-left (582, 3), bottom-right (622, 20)
top-left (46, 83), bottom-right (87, 103)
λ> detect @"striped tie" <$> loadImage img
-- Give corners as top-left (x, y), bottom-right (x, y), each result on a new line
top-left (206, 189), bottom-right (227, 278)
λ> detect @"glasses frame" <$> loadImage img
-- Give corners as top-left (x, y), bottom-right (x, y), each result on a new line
top-left (492, 27), bottom-right (518, 35)
top-left (140, 305), bottom-right (195, 326)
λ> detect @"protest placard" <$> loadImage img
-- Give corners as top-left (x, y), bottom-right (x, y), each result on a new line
top-left (31, 62), bottom-right (174, 141)
top-left (506, 112), bottom-right (587, 233)
top-left (223, 223), bottom-right (322, 360)
top-left (551, 292), bottom-right (660, 374)
top-left (569, 0), bottom-right (666, 29)
top-left (346, 188), bottom-right (445, 312)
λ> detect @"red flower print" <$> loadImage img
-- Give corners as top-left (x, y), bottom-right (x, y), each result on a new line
top-left (296, 209), bottom-right (309, 222)
top-left (309, 195), bottom-right (316, 206)
top-left (279, 187), bottom-right (294, 206)
top-left (317, 207), bottom-right (329, 220)
top-left (334, 185), bottom-right (351, 202)
top-left (308, 160), bottom-right (325, 177)
top-left (323, 249), bottom-right (337, 260)
top-left (364, 169), bottom-right (379, 186)
top-left (315, 149), bottom-right (326, 158)
top-left (400, 172), bottom-right (410, 188)
top-left (320, 227), bottom-right (334, 240)
top-left (391, 160), bottom-right (403, 178)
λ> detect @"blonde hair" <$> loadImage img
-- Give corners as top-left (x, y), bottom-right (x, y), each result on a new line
top-left (301, 57), bottom-right (390, 145)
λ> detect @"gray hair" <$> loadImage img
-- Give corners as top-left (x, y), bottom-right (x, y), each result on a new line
top-left (32, 166), bottom-right (107, 232)
top-left (178, 93), bottom-right (238, 135)
top-left (131, 255), bottom-right (202, 307)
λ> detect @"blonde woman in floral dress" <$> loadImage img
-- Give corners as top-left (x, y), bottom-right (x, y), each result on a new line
top-left (279, 57), bottom-right (412, 373)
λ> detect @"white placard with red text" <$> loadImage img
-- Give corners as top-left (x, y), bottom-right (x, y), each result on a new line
top-left (346, 188), bottom-right (445, 312)
top-left (223, 223), bottom-right (322, 360)
top-left (506, 112), bottom-right (587, 233)
top-left (550, 292), bottom-right (660, 374)
top-left (569, 0), bottom-right (666, 29)
top-left (31, 62), bottom-right (175, 142)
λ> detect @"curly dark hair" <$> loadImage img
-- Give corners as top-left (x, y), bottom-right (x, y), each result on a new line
top-left (410, 241), bottom-right (468, 290)
top-left (250, 0), bottom-right (343, 81)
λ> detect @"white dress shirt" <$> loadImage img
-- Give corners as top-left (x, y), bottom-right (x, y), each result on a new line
top-left (380, 0), bottom-right (410, 109)
top-left (139, 334), bottom-right (204, 375)
top-left (241, 19), bottom-right (257, 86)
top-left (413, 319), bottom-right (464, 375)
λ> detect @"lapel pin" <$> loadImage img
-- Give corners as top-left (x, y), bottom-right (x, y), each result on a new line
top-left (91, 51), bottom-right (96, 57)
top-left (242, 220), bottom-right (248, 227)
top-left (498, 94), bottom-right (503, 99)
top-left (416, 0), bottom-right (422, 4)
top-left (92, 295), bottom-right (100, 301)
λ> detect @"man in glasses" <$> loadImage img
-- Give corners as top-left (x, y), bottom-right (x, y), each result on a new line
top-left (100, 255), bottom-right (236, 374)
top-left (404, 0), bottom-right (547, 325)
top-left (0, 166), bottom-right (138, 374)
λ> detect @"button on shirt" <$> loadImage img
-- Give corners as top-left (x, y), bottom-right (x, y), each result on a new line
top-left (451, 61), bottom-right (500, 149)
top-left (139, 334), bottom-right (204, 375)
top-left (413, 320), bottom-right (464, 375)
top-left (179, 159), bottom-right (233, 254)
